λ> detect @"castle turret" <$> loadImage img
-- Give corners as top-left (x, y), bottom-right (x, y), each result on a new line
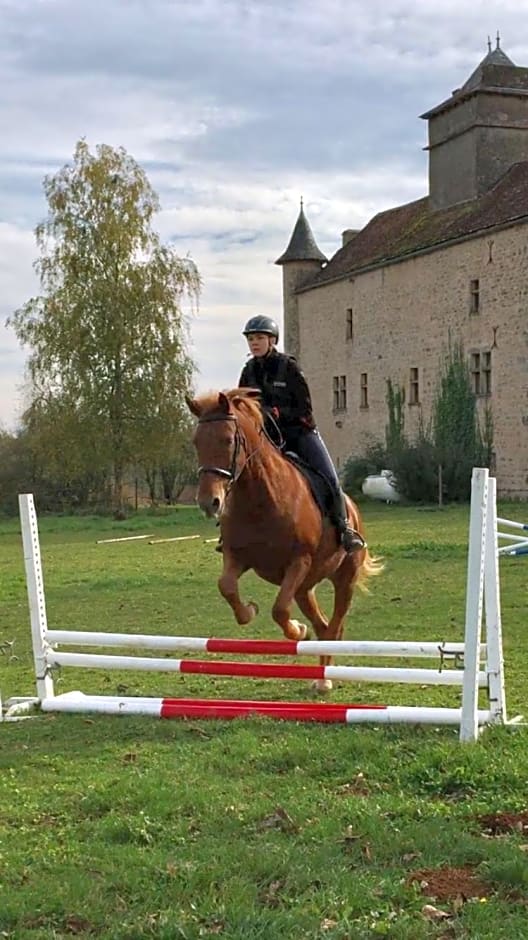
top-left (275, 200), bottom-right (327, 362)
top-left (421, 36), bottom-right (528, 209)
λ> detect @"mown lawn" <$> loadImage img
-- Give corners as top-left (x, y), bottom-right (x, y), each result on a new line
top-left (1, 499), bottom-right (528, 939)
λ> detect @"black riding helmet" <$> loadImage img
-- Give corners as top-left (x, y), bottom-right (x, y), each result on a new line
top-left (242, 315), bottom-right (279, 342)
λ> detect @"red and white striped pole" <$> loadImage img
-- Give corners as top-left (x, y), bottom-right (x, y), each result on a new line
top-left (46, 650), bottom-right (486, 687)
top-left (41, 692), bottom-right (492, 726)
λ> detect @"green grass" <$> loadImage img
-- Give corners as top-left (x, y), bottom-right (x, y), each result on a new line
top-left (1, 500), bottom-right (528, 939)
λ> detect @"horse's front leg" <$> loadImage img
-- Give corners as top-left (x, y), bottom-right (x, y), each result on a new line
top-left (218, 552), bottom-right (259, 626)
top-left (272, 554), bottom-right (312, 641)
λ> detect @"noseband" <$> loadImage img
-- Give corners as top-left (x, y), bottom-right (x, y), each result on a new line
top-left (196, 413), bottom-right (247, 483)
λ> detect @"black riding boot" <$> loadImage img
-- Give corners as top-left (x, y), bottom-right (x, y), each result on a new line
top-left (331, 489), bottom-right (366, 553)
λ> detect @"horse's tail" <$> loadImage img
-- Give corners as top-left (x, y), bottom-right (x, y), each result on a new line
top-left (345, 494), bottom-right (383, 591)
top-left (356, 547), bottom-right (384, 592)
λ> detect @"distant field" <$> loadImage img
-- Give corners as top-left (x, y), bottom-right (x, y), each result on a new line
top-left (1, 499), bottom-right (527, 939)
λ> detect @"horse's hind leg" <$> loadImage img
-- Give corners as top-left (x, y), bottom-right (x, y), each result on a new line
top-left (315, 556), bottom-right (360, 694)
top-left (294, 588), bottom-right (328, 640)
top-left (218, 553), bottom-right (259, 626)
top-left (272, 554), bottom-right (312, 641)
top-left (295, 587), bottom-right (333, 696)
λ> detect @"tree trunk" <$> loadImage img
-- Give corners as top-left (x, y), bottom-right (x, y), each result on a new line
top-left (161, 465), bottom-right (175, 504)
top-left (113, 460), bottom-right (126, 519)
top-left (145, 467), bottom-right (158, 505)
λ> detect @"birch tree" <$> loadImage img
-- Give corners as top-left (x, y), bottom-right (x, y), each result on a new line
top-left (10, 140), bottom-right (199, 513)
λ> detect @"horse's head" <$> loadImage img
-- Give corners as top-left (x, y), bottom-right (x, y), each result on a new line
top-left (185, 388), bottom-right (262, 518)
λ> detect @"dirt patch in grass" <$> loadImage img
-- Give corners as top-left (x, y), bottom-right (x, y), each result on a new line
top-left (477, 811), bottom-right (528, 835)
top-left (336, 772), bottom-right (371, 796)
top-left (24, 915), bottom-right (96, 935)
top-left (408, 866), bottom-right (490, 901)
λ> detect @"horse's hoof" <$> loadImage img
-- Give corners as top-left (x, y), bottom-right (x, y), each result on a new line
top-left (290, 619), bottom-right (308, 641)
top-left (312, 678), bottom-right (333, 696)
top-left (238, 601), bottom-right (259, 626)
top-left (248, 601), bottom-right (259, 620)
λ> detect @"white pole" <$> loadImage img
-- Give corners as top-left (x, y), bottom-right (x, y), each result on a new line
top-left (460, 469), bottom-right (488, 742)
top-left (96, 534), bottom-right (153, 544)
top-left (497, 531), bottom-right (528, 543)
top-left (48, 652), bottom-right (185, 672)
top-left (496, 517), bottom-right (528, 531)
top-left (148, 535), bottom-right (200, 544)
top-left (498, 545), bottom-right (528, 558)
top-left (345, 706), bottom-right (491, 725)
top-left (42, 692), bottom-right (165, 717)
top-left (18, 494), bottom-right (54, 702)
top-left (484, 477), bottom-right (507, 723)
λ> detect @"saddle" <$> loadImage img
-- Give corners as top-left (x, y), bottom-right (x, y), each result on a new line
top-left (263, 414), bottom-right (334, 520)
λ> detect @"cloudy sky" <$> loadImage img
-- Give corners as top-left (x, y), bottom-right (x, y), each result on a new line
top-left (1, 0), bottom-right (525, 429)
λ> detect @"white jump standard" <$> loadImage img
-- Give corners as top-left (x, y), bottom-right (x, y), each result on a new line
top-left (8, 468), bottom-right (513, 741)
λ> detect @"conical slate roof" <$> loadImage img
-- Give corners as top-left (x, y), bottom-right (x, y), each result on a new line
top-left (462, 37), bottom-right (515, 92)
top-left (421, 38), bottom-right (519, 120)
top-left (275, 202), bottom-right (327, 265)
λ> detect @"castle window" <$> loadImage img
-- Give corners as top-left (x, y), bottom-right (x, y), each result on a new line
top-left (360, 373), bottom-right (368, 409)
top-left (346, 308), bottom-right (353, 341)
top-left (470, 279), bottom-right (480, 315)
top-left (409, 367), bottom-right (420, 405)
top-left (333, 375), bottom-right (347, 411)
top-left (470, 350), bottom-right (491, 396)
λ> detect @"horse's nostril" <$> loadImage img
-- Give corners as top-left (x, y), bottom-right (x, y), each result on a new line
top-left (212, 497), bottom-right (220, 511)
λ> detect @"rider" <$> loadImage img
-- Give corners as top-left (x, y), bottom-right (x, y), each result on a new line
top-left (237, 314), bottom-right (366, 554)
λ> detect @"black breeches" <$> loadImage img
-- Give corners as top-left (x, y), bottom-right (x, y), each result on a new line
top-left (285, 429), bottom-right (340, 491)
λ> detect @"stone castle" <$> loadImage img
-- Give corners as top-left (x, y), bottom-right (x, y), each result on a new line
top-left (276, 38), bottom-right (528, 497)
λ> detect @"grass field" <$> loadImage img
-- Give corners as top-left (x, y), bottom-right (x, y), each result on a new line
top-left (1, 499), bottom-right (528, 939)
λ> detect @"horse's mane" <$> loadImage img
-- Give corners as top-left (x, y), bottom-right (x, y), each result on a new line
top-left (194, 388), bottom-right (265, 428)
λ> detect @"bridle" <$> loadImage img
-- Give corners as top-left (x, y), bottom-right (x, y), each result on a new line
top-left (196, 413), bottom-right (261, 487)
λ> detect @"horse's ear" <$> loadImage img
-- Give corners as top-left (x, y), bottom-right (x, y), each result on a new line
top-left (218, 392), bottom-right (231, 413)
top-left (185, 395), bottom-right (201, 417)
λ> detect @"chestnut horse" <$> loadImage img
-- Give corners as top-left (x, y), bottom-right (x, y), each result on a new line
top-left (186, 388), bottom-right (382, 691)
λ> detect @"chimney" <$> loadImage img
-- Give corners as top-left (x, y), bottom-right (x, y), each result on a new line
top-left (342, 229), bottom-right (360, 246)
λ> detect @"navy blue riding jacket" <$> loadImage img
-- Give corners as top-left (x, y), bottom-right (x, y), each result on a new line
top-left (238, 349), bottom-right (316, 436)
